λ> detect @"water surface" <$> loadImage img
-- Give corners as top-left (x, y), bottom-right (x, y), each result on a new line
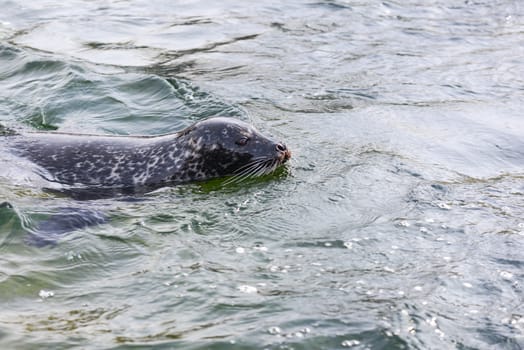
top-left (1, 1), bottom-right (523, 349)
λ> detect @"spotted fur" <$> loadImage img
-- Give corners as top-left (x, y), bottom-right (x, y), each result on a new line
top-left (3, 118), bottom-right (290, 198)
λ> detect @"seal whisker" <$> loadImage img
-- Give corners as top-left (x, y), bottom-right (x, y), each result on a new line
top-left (232, 163), bottom-right (261, 177)
top-left (263, 159), bottom-right (280, 176)
top-left (250, 160), bottom-right (273, 179)
top-left (233, 157), bottom-right (270, 174)
top-left (231, 158), bottom-right (270, 178)
top-left (225, 157), bottom-right (278, 185)
top-left (241, 163), bottom-right (264, 177)
top-left (225, 161), bottom-right (266, 185)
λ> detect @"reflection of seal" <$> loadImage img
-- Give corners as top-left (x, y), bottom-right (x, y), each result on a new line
top-left (3, 117), bottom-right (291, 198)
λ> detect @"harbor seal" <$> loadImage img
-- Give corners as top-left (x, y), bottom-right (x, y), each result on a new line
top-left (1, 117), bottom-right (291, 199)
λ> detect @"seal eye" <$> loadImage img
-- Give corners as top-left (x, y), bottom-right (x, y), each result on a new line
top-left (236, 137), bottom-right (249, 146)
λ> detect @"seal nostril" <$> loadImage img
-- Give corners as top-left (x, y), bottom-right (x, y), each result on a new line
top-left (276, 143), bottom-right (287, 152)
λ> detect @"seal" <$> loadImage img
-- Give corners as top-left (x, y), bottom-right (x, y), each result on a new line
top-left (2, 117), bottom-right (291, 199)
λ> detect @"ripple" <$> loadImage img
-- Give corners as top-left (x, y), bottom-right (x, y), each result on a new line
top-left (1, 0), bottom-right (524, 349)
top-left (0, 44), bottom-right (243, 134)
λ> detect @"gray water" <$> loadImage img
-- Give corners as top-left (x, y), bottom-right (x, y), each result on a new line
top-left (1, 1), bottom-right (524, 349)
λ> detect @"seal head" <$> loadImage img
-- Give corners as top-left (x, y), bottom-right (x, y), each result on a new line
top-left (176, 117), bottom-right (291, 182)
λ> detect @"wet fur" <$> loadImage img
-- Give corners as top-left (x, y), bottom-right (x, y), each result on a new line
top-left (2, 118), bottom-right (290, 199)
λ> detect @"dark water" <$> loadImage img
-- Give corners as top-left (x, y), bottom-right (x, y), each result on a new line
top-left (1, 1), bottom-right (524, 349)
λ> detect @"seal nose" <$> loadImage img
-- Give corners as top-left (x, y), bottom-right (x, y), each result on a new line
top-left (276, 142), bottom-right (291, 162)
top-left (276, 143), bottom-right (287, 152)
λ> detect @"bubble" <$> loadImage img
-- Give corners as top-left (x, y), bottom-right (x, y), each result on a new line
top-left (38, 290), bottom-right (54, 299)
top-left (268, 326), bottom-right (281, 335)
top-left (463, 282), bottom-right (473, 288)
top-left (398, 221), bottom-right (410, 227)
top-left (237, 285), bottom-right (257, 294)
top-left (437, 202), bottom-right (451, 210)
top-left (427, 317), bottom-right (438, 327)
top-left (343, 242), bottom-right (353, 249)
top-left (341, 339), bottom-right (361, 347)
top-left (236, 247), bottom-right (246, 254)
top-left (413, 286), bottom-right (423, 291)
top-left (511, 315), bottom-right (523, 325)
top-left (500, 271), bottom-right (513, 280)
top-left (66, 251), bottom-right (82, 261)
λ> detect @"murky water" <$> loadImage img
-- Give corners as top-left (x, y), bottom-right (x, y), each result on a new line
top-left (1, 1), bottom-right (523, 349)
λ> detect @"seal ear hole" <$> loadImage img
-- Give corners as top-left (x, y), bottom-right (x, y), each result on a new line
top-left (236, 137), bottom-right (249, 146)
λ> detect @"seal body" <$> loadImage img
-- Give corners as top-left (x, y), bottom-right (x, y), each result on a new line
top-left (1, 118), bottom-right (290, 198)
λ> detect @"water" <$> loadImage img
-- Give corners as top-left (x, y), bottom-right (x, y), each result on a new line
top-left (1, 0), bottom-right (523, 349)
